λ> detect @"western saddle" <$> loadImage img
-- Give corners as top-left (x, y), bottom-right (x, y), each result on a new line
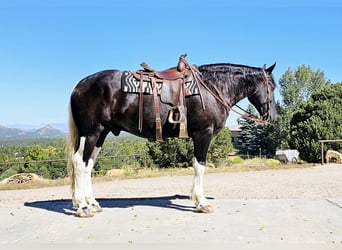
top-left (133, 54), bottom-right (203, 141)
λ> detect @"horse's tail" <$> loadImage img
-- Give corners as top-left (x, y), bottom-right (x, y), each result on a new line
top-left (67, 103), bottom-right (78, 201)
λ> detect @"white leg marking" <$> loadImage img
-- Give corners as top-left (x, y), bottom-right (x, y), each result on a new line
top-left (84, 146), bottom-right (102, 210)
top-left (192, 158), bottom-right (213, 212)
top-left (72, 138), bottom-right (102, 216)
top-left (72, 137), bottom-right (87, 209)
top-left (84, 158), bottom-right (94, 203)
top-left (192, 158), bottom-right (206, 205)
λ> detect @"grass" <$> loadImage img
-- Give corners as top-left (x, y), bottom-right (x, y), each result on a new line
top-left (0, 158), bottom-right (316, 191)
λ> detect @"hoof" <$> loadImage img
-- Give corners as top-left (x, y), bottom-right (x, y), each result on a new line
top-left (76, 206), bottom-right (94, 218)
top-left (90, 204), bottom-right (103, 213)
top-left (196, 204), bottom-right (214, 213)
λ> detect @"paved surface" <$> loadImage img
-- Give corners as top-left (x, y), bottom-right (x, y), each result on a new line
top-left (0, 165), bottom-right (342, 247)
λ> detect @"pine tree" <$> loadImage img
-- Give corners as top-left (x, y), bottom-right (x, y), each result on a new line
top-left (236, 105), bottom-right (274, 156)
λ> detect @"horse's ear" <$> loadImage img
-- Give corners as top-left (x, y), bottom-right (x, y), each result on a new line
top-left (265, 62), bottom-right (276, 74)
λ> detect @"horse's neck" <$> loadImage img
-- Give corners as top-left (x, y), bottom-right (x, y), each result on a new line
top-left (227, 82), bottom-right (248, 106)
top-left (221, 76), bottom-right (257, 107)
top-left (199, 64), bottom-right (262, 107)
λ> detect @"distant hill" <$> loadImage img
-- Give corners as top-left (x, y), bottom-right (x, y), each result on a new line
top-left (0, 125), bottom-right (28, 139)
top-left (0, 124), bottom-right (66, 140)
top-left (32, 125), bottom-right (66, 138)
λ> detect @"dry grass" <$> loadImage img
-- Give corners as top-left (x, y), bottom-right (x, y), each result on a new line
top-left (0, 177), bottom-right (70, 191)
top-left (0, 159), bottom-right (316, 191)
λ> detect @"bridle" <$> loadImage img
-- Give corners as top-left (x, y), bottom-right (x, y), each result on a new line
top-left (260, 67), bottom-right (273, 122)
top-left (180, 56), bottom-right (272, 124)
top-left (239, 67), bottom-right (273, 122)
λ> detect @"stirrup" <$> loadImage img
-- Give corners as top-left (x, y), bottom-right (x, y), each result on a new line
top-left (168, 106), bottom-right (188, 138)
top-left (168, 106), bottom-right (182, 124)
top-left (179, 121), bottom-right (189, 138)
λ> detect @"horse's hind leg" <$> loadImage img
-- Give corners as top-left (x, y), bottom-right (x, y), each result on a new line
top-left (71, 136), bottom-right (91, 216)
top-left (83, 136), bottom-right (103, 214)
top-left (71, 131), bottom-right (108, 217)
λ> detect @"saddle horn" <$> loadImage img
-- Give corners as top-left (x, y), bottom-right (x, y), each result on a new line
top-left (177, 54), bottom-right (187, 72)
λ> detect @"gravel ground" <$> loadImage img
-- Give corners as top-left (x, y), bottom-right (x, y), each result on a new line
top-left (1, 164), bottom-right (342, 246)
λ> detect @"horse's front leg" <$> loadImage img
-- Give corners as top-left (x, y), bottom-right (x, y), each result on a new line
top-left (192, 133), bottom-right (214, 213)
top-left (192, 158), bottom-right (213, 213)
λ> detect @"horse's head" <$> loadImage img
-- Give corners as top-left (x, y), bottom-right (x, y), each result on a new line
top-left (248, 63), bottom-right (277, 123)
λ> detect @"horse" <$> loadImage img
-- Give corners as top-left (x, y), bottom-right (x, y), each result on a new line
top-left (67, 57), bottom-right (277, 217)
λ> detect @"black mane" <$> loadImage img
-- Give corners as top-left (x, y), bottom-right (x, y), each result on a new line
top-left (197, 63), bottom-right (267, 99)
top-left (198, 63), bottom-right (261, 72)
top-left (198, 63), bottom-right (265, 81)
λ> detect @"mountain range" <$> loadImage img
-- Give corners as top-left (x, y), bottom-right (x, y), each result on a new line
top-left (0, 124), bottom-right (66, 140)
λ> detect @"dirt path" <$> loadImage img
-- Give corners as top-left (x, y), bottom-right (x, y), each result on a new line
top-left (1, 164), bottom-right (342, 245)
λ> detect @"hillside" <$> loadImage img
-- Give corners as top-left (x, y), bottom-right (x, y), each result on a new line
top-left (0, 124), bottom-right (66, 140)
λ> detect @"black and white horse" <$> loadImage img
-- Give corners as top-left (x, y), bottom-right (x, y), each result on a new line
top-left (68, 59), bottom-right (277, 217)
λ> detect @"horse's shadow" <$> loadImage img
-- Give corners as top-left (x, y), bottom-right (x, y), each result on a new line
top-left (24, 194), bottom-right (202, 216)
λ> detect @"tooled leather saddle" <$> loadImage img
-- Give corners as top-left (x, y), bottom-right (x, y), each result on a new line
top-left (121, 54), bottom-right (204, 141)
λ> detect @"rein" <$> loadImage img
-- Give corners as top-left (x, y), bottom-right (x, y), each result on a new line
top-left (180, 56), bottom-right (270, 124)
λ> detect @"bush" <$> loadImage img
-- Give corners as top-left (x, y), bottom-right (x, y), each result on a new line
top-left (0, 167), bottom-right (18, 181)
top-left (230, 156), bottom-right (244, 165)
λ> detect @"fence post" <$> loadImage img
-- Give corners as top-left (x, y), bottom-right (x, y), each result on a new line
top-left (320, 141), bottom-right (324, 165)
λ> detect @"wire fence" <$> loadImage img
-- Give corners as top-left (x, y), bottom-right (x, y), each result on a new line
top-left (1, 153), bottom-right (273, 180)
top-left (238, 154), bottom-right (268, 160)
top-left (0, 154), bottom-right (147, 180)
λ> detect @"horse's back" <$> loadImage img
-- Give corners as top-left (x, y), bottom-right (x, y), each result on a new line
top-left (72, 70), bottom-right (121, 94)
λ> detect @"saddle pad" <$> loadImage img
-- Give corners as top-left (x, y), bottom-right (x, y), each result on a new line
top-left (121, 71), bottom-right (200, 96)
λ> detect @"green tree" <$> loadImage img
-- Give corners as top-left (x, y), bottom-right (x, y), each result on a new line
top-left (236, 120), bottom-right (254, 155)
top-left (147, 127), bottom-right (234, 168)
top-left (25, 145), bottom-right (49, 161)
top-left (95, 136), bottom-right (148, 173)
top-left (272, 65), bottom-right (330, 149)
top-left (236, 105), bottom-right (274, 156)
top-left (147, 138), bottom-right (194, 168)
top-left (0, 139), bottom-right (69, 180)
top-left (207, 127), bottom-right (234, 165)
top-left (289, 83), bottom-right (342, 162)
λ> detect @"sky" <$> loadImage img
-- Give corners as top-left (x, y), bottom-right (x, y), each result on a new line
top-left (0, 0), bottom-right (341, 130)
